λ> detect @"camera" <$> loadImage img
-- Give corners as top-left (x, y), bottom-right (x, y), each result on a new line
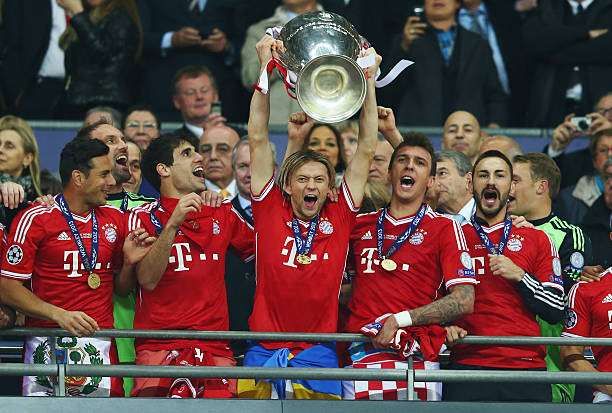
top-left (210, 101), bottom-right (222, 116)
top-left (570, 116), bottom-right (591, 132)
top-left (413, 4), bottom-right (425, 19)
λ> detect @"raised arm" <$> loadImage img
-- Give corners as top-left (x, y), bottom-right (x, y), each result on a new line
top-left (377, 106), bottom-right (403, 148)
top-left (248, 35), bottom-right (283, 196)
top-left (343, 49), bottom-right (382, 207)
top-left (283, 112), bottom-right (314, 163)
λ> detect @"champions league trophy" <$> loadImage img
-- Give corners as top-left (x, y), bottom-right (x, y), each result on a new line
top-left (274, 11), bottom-right (367, 123)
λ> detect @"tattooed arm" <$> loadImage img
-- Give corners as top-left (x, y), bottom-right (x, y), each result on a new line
top-left (372, 285), bottom-right (474, 349)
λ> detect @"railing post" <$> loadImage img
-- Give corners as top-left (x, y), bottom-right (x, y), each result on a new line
top-left (57, 362), bottom-right (66, 397)
top-left (406, 356), bottom-right (415, 401)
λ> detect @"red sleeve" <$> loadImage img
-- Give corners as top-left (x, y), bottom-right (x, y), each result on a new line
top-left (251, 176), bottom-right (282, 222)
top-left (227, 203), bottom-right (255, 262)
top-left (534, 231), bottom-right (564, 293)
top-left (111, 210), bottom-right (128, 270)
top-left (0, 207), bottom-right (46, 281)
top-left (440, 218), bottom-right (478, 290)
top-left (335, 179), bottom-right (358, 230)
top-left (563, 282), bottom-right (591, 338)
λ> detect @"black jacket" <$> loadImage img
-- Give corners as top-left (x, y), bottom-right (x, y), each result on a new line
top-left (382, 26), bottom-right (508, 127)
top-left (522, 0), bottom-right (612, 127)
top-left (581, 196), bottom-right (611, 268)
top-left (0, 0), bottom-right (53, 107)
top-left (544, 145), bottom-right (594, 189)
top-left (64, 9), bottom-right (140, 109)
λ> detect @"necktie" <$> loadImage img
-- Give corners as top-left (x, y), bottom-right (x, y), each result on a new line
top-left (244, 205), bottom-right (253, 220)
top-left (468, 10), bottom-right (486, 38)
top-left (219, 188), bottom-right (231, 199)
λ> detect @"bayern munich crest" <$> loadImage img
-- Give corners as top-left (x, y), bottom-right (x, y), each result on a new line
top-left (506, 237), bottom-right (523, 252)
top-left (6, 245), bottom-right (23, 265)
top-left (318, 219), bottom-right (334, 235)
top-left (102, 224), bottom-right (117, 244)
top-left (409, 230), bottom-right (425, 245)
top-left (564, 309), bottom-right (577, 329)
top-left (460, 252), bottom-right (472, 269)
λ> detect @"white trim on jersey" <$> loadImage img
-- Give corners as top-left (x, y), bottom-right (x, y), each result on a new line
top-left (567, 281), bottom-right (585, 308)
top-left (251, 176), bottom-right (275, 202)
top-left (450, 219), bottom-right (468, 251)
top-left (0, 269), bottom-right (32, 280)
top-left (446, 277), bottom-right (479, 289)
top-left (230, 205), bottom-right (254, 231)
top-left (341, 179), bottom-right (359, 212)
top-left (479, 221), bottom-right (506, 233)
top-left (561, 332), bottom-right (583, 338)
top-left (521, 274), bottom-right (565, 310)
top-left (14, 206), bottom-right (56, 244)
top-left (542, 281), bottom-right (565, 293)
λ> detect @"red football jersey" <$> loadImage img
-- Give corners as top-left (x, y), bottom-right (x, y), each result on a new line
top-left (1, 201), bottom-right (127, 328)
top-left (129, 197), bottom-right (254, 355)
top-left (452, 221), bottom-right (563, 369)
top-left (344, 207), bottom-right (477, 333)
top-left (249, 178), bottom-right (358, 349)
top-left (563, 272), bottom-right (612, 373)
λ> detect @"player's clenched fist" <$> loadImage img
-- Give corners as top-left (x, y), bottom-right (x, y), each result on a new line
top-left (167, 193), bottom-right (203, 230)
top-left (53, 309), bottom-right (99, 337)
top-left (488, 254), bottom-right (525, 282)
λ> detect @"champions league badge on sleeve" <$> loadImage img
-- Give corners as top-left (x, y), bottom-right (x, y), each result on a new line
top-left (460, 252), bottom-right (473, 269)
top-left (6, 245), bottom-right (23, 265)
top-left (570, 252), bottom-right (584, 269)
top-left (564, 309), bottom-right (578, 329)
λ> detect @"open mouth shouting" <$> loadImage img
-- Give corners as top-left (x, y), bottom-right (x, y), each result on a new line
top-left (400, 175), bottom-right (415, 190)
top-left (115, 153), bottom-right (128, 167)
top-left (303, 193), bottom-right (318, 210)
top-left (482, 187), bottom-right (499, 208)
top-left (192, 165), bottom-right (205, 179)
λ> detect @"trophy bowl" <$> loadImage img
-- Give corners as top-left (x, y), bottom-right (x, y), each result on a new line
top-left (277, 11), bottom-right (366, 123)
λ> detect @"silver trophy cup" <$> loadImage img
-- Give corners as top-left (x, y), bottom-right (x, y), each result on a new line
top-left (277, 11), bottom-right (366, 123)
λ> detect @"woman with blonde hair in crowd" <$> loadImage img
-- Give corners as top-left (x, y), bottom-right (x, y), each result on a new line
top-left (57, 0), bottom-right (142, 118)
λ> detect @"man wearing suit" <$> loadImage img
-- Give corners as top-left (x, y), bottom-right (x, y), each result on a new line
top-left (224, 138), bottom-right (255, 358)
top-left (458, 0), bottom-right (527, 126)
top-left (1, 0), bottom-right (66, 118)
top-left (522, 0), bottom-right (612, 127)
top-left (382, 0), bottom-right (508, 127)
top-left (137, 0), bottom-right (244, 121)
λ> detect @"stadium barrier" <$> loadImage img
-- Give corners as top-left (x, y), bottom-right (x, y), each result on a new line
top-left (0, 328), bottom-right (610, 400)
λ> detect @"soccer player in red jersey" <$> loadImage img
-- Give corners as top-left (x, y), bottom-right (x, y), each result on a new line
top-left (236, 36), bottom-right (380, 400)
top-left (561, 267), bottom-right (612, 403)
top-left (444, 150), bottom-right (565, 402)
top-left (343, 133), bottom-right (477, 401)
top-left (0, 138), bottom-right (154, 397)
top-left (129, 133), bottom-right (254, 398)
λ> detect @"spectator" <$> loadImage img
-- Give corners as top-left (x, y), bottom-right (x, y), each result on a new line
top-left (382, 0), bottom-right (507, 127)
top-left (225, 138), bottom-right (256, 358)
top-left (434, 150), bottom-right (474, 224)
top-left (0, 115), bottom-right (42, 201)
top-left (522, 0), bottom-right (612, 127)
top-left (336, 119), bottom-right (359, 165)
top-left (1, 0), bottom-right (66, 118)
top-left (580, 159), bottom-right (612, 268)
top-left (137, 0), bottom-right (244, 121)
top-left (123, 104), bottom-right (160, 150)
top-left (57, 0), bottom-right (142, 118)
top-left (545, 93), bottom-right (612, 189)
top-left (172, 65), bottom-right (226, 141)
top-left (198, 124), bottom-right (240, 199)
top-left (367, 135), bottom-right (394, 184)
top-left (83, 105), bottom-right (123, 127)
top-left (442, 111), bottom-right (484, 164)
top-left (39, 169), bottom-right (62, 196)
top-left (124, 140), bottom-right (142, 194)
top-left (240, 0), bottom-right (320, 125)
top-left (555, 129), bottom-right (612, 224)
top-left (458, 1), bottom-right (528, 125)
top-left (305, 123), bottom-right (346, 184)
top-left (479, 135), bottom-right (523, 161)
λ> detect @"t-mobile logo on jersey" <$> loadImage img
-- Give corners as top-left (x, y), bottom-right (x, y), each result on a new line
top-left (168, 243), bottom-right (220, 272)
top-left (471, 256), bottom-right (486, 276)
top-left (359, 248), bottom-right (410, 273)
top-left (280, 236), bottom-right (329, 268)
top-left (63, 250), bottom-right (108, 277)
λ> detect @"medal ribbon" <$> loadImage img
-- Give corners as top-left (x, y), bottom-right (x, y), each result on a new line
top-left (291, 215), bottom-right (319, 257)
top-left (120, 192), bottom-right (129, 212)
top-left (471, 214), bottom-right (512, 255)
top-left (57, 195), bottom-right (98, 274)
top-left (376, 204), bottom-right (427, 260)
top-left (149, 201), bottom-right (163, 235)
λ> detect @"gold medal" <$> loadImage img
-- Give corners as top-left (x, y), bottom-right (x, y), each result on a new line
top-left (87, 272), bottom-right (101, 290)
top-left (381, 258), bottom-right (397, 271)
top-left (296, 254), bottom-right (312, 265)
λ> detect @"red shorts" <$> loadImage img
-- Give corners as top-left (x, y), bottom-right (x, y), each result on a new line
top-left (132, 347), bottom-right (236, 398)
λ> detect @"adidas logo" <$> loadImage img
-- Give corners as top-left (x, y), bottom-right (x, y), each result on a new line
top-left (57, 232), bottom-right (70, 241)
top-left (602, 294), bottom-right (612, 304)
top-left (361, 230), bottom-right (373, 240)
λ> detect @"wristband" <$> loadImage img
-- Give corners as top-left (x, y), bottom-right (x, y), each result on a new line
top-left (393, 310), bottom-right (413, 328)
